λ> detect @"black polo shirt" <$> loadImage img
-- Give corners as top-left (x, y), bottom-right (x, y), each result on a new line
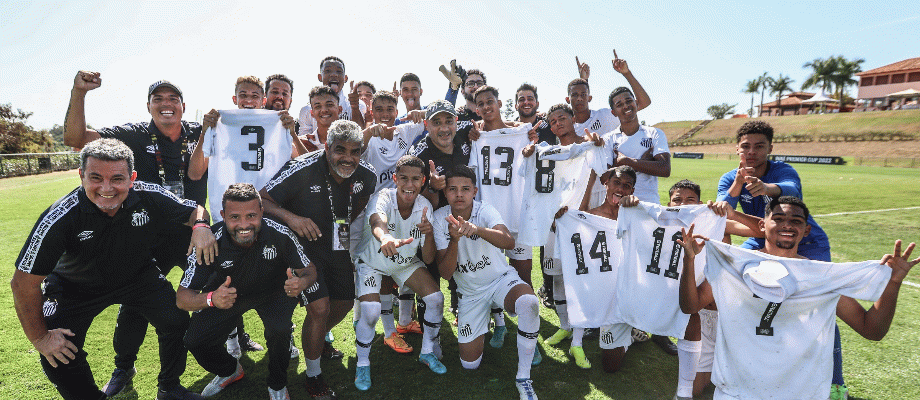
top-left (520, 114), bottom-right (557, 145)
top-left (408, 132), bottom-right (472, 209)
top-left (263, 150), bottom-right (376, 271)
top-left (15, 182), bottom-right (197, 293)
top-left (97, 120), bottom-right (207, 205)
top-left (180, 218), bottom-right (311, 297)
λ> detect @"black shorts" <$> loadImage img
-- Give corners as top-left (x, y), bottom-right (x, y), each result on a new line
top-left (298, 259), bottom-right (355, 304)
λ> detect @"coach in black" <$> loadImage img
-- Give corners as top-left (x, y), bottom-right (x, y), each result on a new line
top-left (260, 119), bottom-right (376, 398)
top-left (11, 139), bottom-right (218, 400)
top-left (178, 183), bottom-right (317, 399)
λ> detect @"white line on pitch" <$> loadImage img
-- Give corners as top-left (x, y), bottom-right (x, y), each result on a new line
top-left (904, 281), bottom-right (920, 289)
top-left (813, 206), bottom-right (920, 218)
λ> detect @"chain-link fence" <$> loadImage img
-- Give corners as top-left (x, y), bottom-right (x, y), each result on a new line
top-left (0, 152), bottom-right (81, 178)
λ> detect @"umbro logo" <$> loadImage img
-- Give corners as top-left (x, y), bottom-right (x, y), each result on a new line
top-left (512, 247), bottom-right (526, 255)
top-left (397, 139), bottom-right (407, 150)
top-left (310, 185), bottom-right (322, 193)
top-left (78, 230), bottom-right (94, 241)
top-left (220, 260), bottom-right (233, 269)
top-left (577, 213), bottom-right (587, 220)
top-left (469, 234), bottom-right (480, 241)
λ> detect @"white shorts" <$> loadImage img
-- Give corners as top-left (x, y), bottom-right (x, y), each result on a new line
top-left (698, 308), bottom-right (718, 372)
top-left (505, 231), bottom-right (532, 261)
top-left (455, 272), bottom-right (527, 344)
top-left (599, 323), bottom-right (633, 350)
top-left (355, 258), bottom-right (422, 298)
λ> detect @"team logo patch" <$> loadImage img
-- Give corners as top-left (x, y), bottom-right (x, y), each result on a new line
top-left (409, 226), bottom-right (422, 239)
top-left (461, 143), bottom-right (471, 155)
top-left (42, 299), bottom-right (57, 317)
top-left (542, 258), bottom-right (554, 269)
top-left (310, 185), bottom-right (322, 193)
top-left (641, 137), bottom-right (653, 148)
top-left (352, 182), bottom-right (364, 194)
top-left (131, 210), bottom-right (149, 227)
top-left (591, 120), bottom-right (602, 131)
top-left (458, 323), bottom-right (473, 337)
top-left (220, 260), bottom-right (233, 269)
top-left (77, 230), bottom-right (94, 241)
top-left (187, 141), bottom-right (198, 153)
top-left (364, 275), bottom-right (376, 287)
top-left (262, 245), bottom-right (277, 260)
top-left (601, 330), bottom-right (614, 345)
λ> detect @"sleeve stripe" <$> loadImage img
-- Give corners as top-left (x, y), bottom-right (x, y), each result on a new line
top-left (263, 152), bottom-right (322, 192)
top-left (17, 190), bottom-right (81, 273)
top-left (180, 227), bottom-right (221, 288)
top-left (263, 219), bottom-right (312, 268)
top-left (133, 181), bottom-right (197, 207)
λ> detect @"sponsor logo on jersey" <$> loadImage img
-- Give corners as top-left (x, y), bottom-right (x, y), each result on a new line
top-left (409, 226), bottom-right (422, 239)
top-left (77, 230), bottom-right (94, 241)
top-left (310, 185), bottom-right (322, 193)
top-left (304, 281), bottom-right (319, 293)
top-left (364, 275), bottom-right (376, 287)
top-left (544, 148), bottom-right (562, 156)
top-left (601, 330), bottom-right (614, 345)
top-left (220, 260), bottom-right (233, 269)
top-left (352, 181), bottom-right (363, 194)
top-left (131, 209), bottom-right (149, 227)
top-left (457, 255), bottom-right (490, 273)
top-left (42, 299), bottom-right (57, 317)
top-left (458, 323), bottom-right (473, 337)
top-left (641, 137), bottom-right (653, 148)
top-left (461, 143), bottom-right (471, 156)
top-left (388, 252), bottom-right (415, 265)
top-left (262, 245), bottom-right (277, 260)
top-left (591, 120), bottom-right (602, 131)
top-left (665, 208), bottom-right (681, 212)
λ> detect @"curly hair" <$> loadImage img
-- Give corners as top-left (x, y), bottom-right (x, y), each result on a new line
top-left (736, 120), bottom-right (774, 143)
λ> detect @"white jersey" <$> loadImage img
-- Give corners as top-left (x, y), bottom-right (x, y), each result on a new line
top-left (468, 124), bottom-right (532, 232)
top-left (615, 203), bottom-right (726, 338)
top-left (297, 90), bottom-right (368, 136)
top-left (432, 201), bottom-right (516, 296)
top-left (357, 188), bottom-right (433, 270)
top-left (363, 123), bottom-right (426, 190)
top-left (704, 240), bottom-right (892, 400)
top-left (518, 141), bottom-right (607, 247)
top-left (604, 125), bottom-right (670, 204)
top-left (553, 210), bottom-right (623, 328)
top-left (574, 108), bottom-right (620, 136)
top-left (203, 109), bottom-right (292, 221)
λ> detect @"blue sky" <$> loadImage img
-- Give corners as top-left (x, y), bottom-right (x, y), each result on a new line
top-left (1, 1), bottom-right (918, 130)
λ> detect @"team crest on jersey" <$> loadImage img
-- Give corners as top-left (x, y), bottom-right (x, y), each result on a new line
top-left (42, 299), bottom-right (57, 317)
top-left (409, 226), bottom-right (422, 239)
top-left (78, 230), bottom-right (94, 241)
top-left (601, 330), bottom-right (614, 345)
top-left (262, 245), bottom-right (277, 260)
top-left (352, 182), bottom-right (364, 194)
top-left (364, 275), bottom-right (376, 287)
top-left (740, 194), bottom-right (753, 203)
top-left (461, 143), bottom-right (471, 155)
top-left (641, 137), bottom-right (653, 148)
top-left (131, 209), bottom-right (149, 227)
top-left (387, 223), bottom-right (396, 232)
top-left (458, 323), bottom-right (473, 337)
top-left (187, 141), bottom-right (198, 153)
top-left (220, 260), bottom-right (233, 269)
top-left (591, 120), bottom-right (602, 131)
top-left (310, 185), bottom-right (322, 193)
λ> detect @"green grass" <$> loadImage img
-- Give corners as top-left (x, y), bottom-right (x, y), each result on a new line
top-left (2, 162), bottom-right (918, 399)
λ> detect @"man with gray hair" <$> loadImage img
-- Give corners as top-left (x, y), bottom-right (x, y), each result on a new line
top-left (261, 120), bottom-right (376, 399)
top-left (12, 138), bottom-right (218, 400)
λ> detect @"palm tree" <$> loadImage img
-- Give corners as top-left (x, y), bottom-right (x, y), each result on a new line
top-left (758, 72), bottom-right (771, 117)
top-left (769, 75), bottom-right (794, 116)
top-left (830, 55), bottom-right (864, 109)
top-left (743, 79), bottom-right (760, 116)
top-left (802, 57), bottom-right (836, 112)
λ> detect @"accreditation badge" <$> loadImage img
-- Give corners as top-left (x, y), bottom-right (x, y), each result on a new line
top-left (332, 218), bottom-right (349, 251)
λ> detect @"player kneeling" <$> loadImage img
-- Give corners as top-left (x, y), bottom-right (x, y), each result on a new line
top-left (433, 165), bottom-right (541, 400)
top-left (353, 155), bottom-right (446, 391)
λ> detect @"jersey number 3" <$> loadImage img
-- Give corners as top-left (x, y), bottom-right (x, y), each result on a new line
top-left (240, 126), bottom-right (265, 171)
top-left (570, 231), bottom-right (612, 275)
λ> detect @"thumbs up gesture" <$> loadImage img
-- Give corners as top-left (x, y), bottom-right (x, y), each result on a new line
top-left (284, 268), bottom-right (305, 297)
top-left (213, 276), bottom-right (237, 309)
top-left (428, 160), bottom-right (446, 191)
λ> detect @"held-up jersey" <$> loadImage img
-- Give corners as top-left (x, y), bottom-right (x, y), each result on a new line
top-left (518, 141), bottom-right (607, 247)
top-left (575, 108), bottom-right (620, 136)
top-left (553, 210), bottom-right (623, 328)
top-left (432, 201), bottom-right (516, 296)
top-left (616, 203), bottom-right (726, 338)
top-left (357, 188), bottom-right (433, 269)
top-left (363, 123), bottom-right (426, 190)
top-left (704, 240), bottom-right (892, 400)
top-left (604, 125), bottom-right (670, 204)
top-left (468, 124), bottom-right (532, 232)
top-left (203, 109), bottom-right (292, 221)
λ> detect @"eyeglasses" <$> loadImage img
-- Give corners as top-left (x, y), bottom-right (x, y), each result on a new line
top-left (464, 80), bottom-right (485, 88)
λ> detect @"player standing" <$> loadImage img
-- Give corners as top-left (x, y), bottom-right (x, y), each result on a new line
top-left (298, 56), bottom-right (367, 136)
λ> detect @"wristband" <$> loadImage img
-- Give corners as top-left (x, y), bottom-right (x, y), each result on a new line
top-left (195, 218), bottom-right (210, 224)
top-left (193, 223), bottom-right (210, 230)
top-left (206, 291), bottom-right (215, 307)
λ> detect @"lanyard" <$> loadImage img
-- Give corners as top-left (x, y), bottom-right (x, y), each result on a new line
top-left (325, 173), bottom-right (352, 224)
top-left (149, 129), bottom-right (188, 185)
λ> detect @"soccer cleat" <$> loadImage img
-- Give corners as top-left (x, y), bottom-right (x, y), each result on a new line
top-left (240, 332), bottom-right (264, 352)
top-left (305, 374), bottom-right (338, 400)
top-left (515, 378), bottom-right (538, 400)
top-left (652, 334), bottom-right (678, 355)
top-left (544, 329), bottom-right (572, 346)
top-left (419, 353), bottom-right (447, 374)
top-left (631, 328), bottom-right (650, 343)
top-left (830, 384), bottom-right (849, 400)
top-left (489, 325), bottom-right (507, 348)
top-left (569, 346), bottom-right (591, 369)
top-left (396, 320), bottom-right (423, 335)
top-left (537, 285), bottom-right (554, 309)
top-left (102, 367), bottom-right (136, 397)
top-left (268, 386), bottom-right (291, 400)
top-left (354, 366), bottom-right (371, 391)
top-left (200, 362), bottom-right (244, 397)
top-left (532, 346), bottom-right (542, 366)
top-left (383, 332), bottom-right (413, 354)
top-left (156, 384), bottom-right (205, 400)
top-left (322, 341), bottom-right (344, 359)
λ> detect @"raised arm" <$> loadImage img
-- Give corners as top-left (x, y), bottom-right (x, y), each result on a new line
top-left (676, 225), bottom-right (714, 314)
top-left (612, 50), bottom-right (651, 111)
top-left (63, 71), bottom-right (103, 148)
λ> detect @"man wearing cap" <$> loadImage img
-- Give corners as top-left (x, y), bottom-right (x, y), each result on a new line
top-left (64, 71), bottom-right (208, 397)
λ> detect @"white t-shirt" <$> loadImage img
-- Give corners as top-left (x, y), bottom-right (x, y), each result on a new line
top-left (704, 240), bottom-right (892, 400)
top-left (432, 201), bottom-right (516, 296)
top-left (297, 90), bottom-right (368, 136)
top-left (604, 125), bottom-right (670, 204)
top-left (363, 123), bottom-right (426, 190)
top-left (615, 203), bottom-right (726, 338)
top-left (357, 188), bottom-right (433, 269)
top-left (468, 124), bottom-right (532, 233)
top-left (553, 210), bottom-right (623, 328)
top-left (203, 109), bottom-right (293, 221)
top-left (574, 108), bottom-right (620, 136)
top-left (518, 141), bottom-right (607, 247)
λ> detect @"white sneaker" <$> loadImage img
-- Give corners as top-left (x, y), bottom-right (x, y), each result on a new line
top-left (268, 386), bottom-right (290, 400)
top-left (515, 378), bottom-right (538, 400)
top-left (201, 362), bottom-right (244, 397)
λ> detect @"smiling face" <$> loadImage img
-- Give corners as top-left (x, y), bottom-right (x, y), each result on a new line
top-left (445, 175), bottom-right (477, 212)
top-left (326, 139), bottom-right (362, 179)
top-left (80, 157), bottom-right (137, 216)
top-left (737, 133), bottom-right (773, 169)
top-left (311, 93), bottom-right (342, 128)
top-left (424, 112), bottom-right (457, 153)
top-left (318, 60), bottom-right (347, 94)
top-left (475, 91), bottom-right (502, 123)
top-left (547, 108), bottom-right (576, 139)
top-left (221, 199), bottom-right (263, 247)
top-left (762, 203), bottom-right (810, 251)
top-left (610, 92), bottom-right (638, 124)
top-left (566, 83), bottom-right (591, 114)
top-left (668, 188), bottom-right (700, 206)
top-left (604, 173), bottom-right (635, 207)
top-left (233, 82), bottom-right (266, 109)
top-left (400, 80), bottom-right (422, 111)
top-left (462, 73), bottom-right (485, 103)
top-left (392, 165), bottom-right (425, 207)
top-left (373, 98), bottom-right (399, 127)
top-left (515, 89), bottom-right (538, 119)
top-left (147, 87), bottom-right (185, 128)
top-left (356, 84), bottom-right (375, 108)
top-left (265, 79), bottom-right (292, 111)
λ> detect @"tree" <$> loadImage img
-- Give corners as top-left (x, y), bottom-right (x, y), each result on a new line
top-left (502, 98), bottom-right (515, 120)
top-left (830, 55), bottom-right (864, 109)
top-left (743, 79), bottom-right (760, 116)
top-left (801, 57), bottom-right (836, 94)
top-left (757, 72), bottom-right (771, 117)
top-left (707, 103), bottom-right (736, 119)
top-left (769, 75), bottom-right (794, 116)
top-left (0, 103), bottom-right (53, 154)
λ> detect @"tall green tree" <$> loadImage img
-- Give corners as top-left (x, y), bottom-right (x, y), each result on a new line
top-left (830, 55), bottom-right (864, 109)
top-left (758, 72), bottom-right (771, 117)
top-left (801, 57), bottom-right (836, 93)
top-left (707, 103), bottom-right (736, 119)
top-left (743, 79), bottom-right (760, 116)
top-left (769, 75), bottom-right (794, 116)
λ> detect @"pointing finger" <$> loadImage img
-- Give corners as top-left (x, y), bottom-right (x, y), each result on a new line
top-left (613, 49), bottom-right (619, 60)
top-left (576, 55), bottom-right (581, 67)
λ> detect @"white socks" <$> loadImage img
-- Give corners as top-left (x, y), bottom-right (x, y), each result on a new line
top-left (492, 308), bottom-right (506, 327)
top-left (515, 294), bottom-right (539, 380)
top-left (676, 339), bottom-right (702, 398)
top-left (305, 356), bottom-right (322, 378)
top-left (355, 301), bottom-right (381, 367)
top-left (226, 328), bottom-right (240, 354)
top-left (461, 354), bottom-right (482, 370)
top-left (420, 292), bottom-right (444, 354)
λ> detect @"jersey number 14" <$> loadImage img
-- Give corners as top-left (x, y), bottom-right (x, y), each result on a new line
top-left (570, 231), bottom-right (612, 275)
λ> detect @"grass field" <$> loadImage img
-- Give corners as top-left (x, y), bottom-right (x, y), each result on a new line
top-left (2, 160), bottom-right (918, 400)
